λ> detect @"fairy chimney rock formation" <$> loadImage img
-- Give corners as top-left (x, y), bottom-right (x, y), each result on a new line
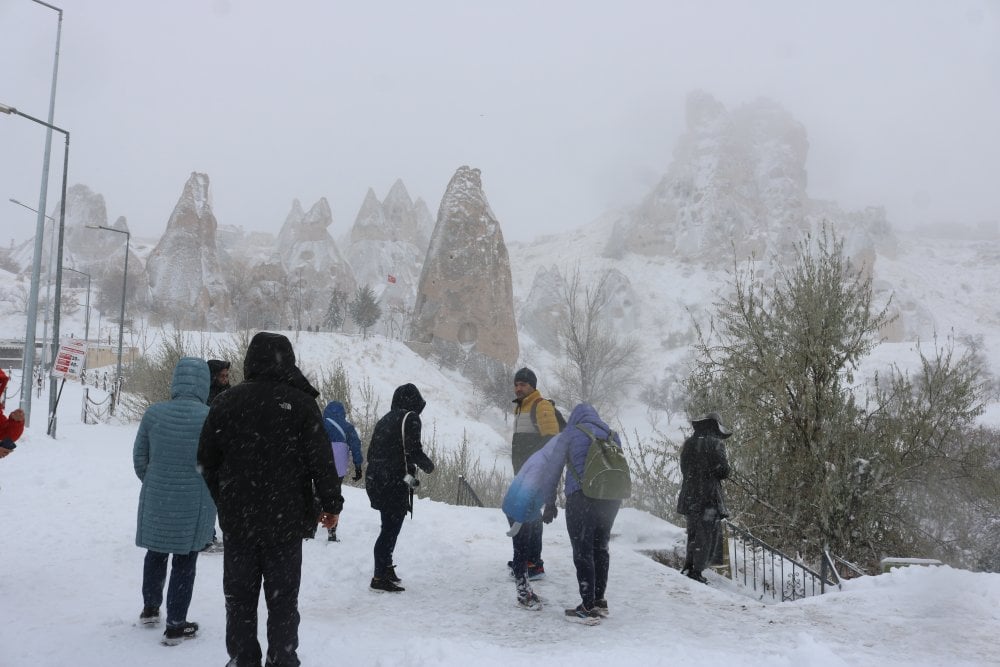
top-left (145, 172), bottom-right (231, 328)
top-left (410, 166), bottom-right (519, 365)
top-left (346, 180), bottom-right (431, 310)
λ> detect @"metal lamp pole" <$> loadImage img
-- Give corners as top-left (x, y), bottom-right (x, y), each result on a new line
top-left (86, 225), bottom-right (129, 412)
top-left (62, 266), bottom-right (91, 372)
top-left (17, 0), bottom-right (63, 428)
top-left (0, 103), bottom-right (70, 437)
top-left (10, 198), bottom-right (56, 375)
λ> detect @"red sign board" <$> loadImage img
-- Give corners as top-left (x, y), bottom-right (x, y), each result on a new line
top-left (51, 339), bottom-right (88, 379)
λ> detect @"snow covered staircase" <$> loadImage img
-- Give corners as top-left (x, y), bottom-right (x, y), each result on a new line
top-left (724, 520), bottom-right (841, 602)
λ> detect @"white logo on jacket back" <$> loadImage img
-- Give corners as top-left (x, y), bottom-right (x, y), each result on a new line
top-left (279, 401), bottom-right (292, 411)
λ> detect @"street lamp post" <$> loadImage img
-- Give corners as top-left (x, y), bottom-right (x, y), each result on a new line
top-left (0, 102), bottom-right (70, 437)
top-left (86, 224), bottom-right (129, 412)
top-left (62, 266), bottom-right (91, 372)
top-left (10, 198), bottom-right (57, 375)
top-left (16, 0), bottom-right (63, 430)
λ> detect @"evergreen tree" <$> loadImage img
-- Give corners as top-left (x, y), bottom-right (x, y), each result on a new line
top-left (349, 285), bottom-right (382, 338)
top-left (323, 289), bottom-right (348, 331)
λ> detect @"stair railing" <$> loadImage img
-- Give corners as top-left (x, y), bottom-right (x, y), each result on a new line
top-left (455, 474), bottom-right (484, 507)
top-left (723, 519), bottom-right (837, 602)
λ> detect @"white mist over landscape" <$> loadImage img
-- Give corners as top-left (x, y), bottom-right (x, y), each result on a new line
top-left (2, 0), bottom-right (999, 243)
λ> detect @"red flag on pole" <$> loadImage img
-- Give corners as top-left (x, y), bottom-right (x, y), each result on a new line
top-left (387, 274), bottom-right (397, 284)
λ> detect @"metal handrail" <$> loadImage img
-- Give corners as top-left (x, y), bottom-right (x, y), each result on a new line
top-left (455, 475), bottom-right (484, 507)
top-left (2, 368), bottom-right (20, 403)
top-left (724, 519), bottom-right (837, 601)
top-left (82, 387), bottom-right (113, 424)
top-left (821, 549), bottom-right (842, 590)
top-left (831, 552), bottom-right (868, 578)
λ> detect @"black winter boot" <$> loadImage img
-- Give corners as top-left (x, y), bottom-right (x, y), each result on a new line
top-left (370, 576), bottom-right (405, 592)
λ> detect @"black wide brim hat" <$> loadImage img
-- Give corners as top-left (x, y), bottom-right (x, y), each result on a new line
top-left (691, 412), bottom-right (732, 438)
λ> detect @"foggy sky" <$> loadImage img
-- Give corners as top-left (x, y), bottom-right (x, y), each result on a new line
top-left (1, 0), bottom-right (998, 245)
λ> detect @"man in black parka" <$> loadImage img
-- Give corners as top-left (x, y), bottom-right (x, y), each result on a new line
top-left (676, 412), bottom-right (732, 584)
top-left (198, 332), bottom-right (342, 667)
top-left (365, 383), bottom-right (435, 592)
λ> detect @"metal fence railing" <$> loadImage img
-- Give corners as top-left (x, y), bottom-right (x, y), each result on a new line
top-left (455, 475), bottom-right (484, 507)
top-left (724, 520), bottom-right (838, 602)
top-left (82, 387), bottom-right (114, 424)
top-left (828, 550), bottom-right (868, 581)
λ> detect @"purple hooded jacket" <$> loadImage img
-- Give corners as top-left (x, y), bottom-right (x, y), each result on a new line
top-left (502, 403), bottom-right (618, 524)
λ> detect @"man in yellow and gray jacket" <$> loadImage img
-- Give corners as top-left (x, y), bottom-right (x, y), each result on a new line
top-left (511, 367), bottom-right (560, 579)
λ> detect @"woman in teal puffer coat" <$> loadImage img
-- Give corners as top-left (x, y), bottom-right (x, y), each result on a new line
top-left (133, 356), bottom-right (215, 645)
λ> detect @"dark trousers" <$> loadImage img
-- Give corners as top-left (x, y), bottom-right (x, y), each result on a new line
top-left (565, 491), bottom-right (620, 608)
top-left (373, 509), bottom-right (407, 578)
top-left (223, 539), bottom-right (303, 667)
top-left (685, 507), bottom-right (720, 574)
top-left (509, 518), bottom-right (544, 569)
top-left (526, 519), bottom-right (544, 565)
top-left (510, 520), bottom-right (531, 580)
top-left (142, 549), bottom-right (199, 627)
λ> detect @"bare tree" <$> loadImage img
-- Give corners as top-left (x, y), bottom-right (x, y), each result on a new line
top-left (3, 283), bottom-right (31, 314)
top-left (553, 267), bottom-right (641, 412)
top-left (226, 256), bottom-right (262, 327)
top-left (0, 246), bottom-right (19, 273)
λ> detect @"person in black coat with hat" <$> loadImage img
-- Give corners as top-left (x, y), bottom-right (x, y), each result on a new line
top-left (676, 411), bottom-right (732, 584)
top-left (198, 332), bottom-right (342, 667)
top-left (206, 359), bottom-right (231, 405)
top-left (365, 383), bottom-right (435, 592)
top-left (202, 359), bottom-right (232, 553)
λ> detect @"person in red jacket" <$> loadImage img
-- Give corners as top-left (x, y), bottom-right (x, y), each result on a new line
top-left (0, 368), bottom-right (26, 457)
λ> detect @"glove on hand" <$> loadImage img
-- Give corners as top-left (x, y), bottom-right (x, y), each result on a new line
top-left (541, 504), bottom-right (558, 524)
top-left (352, 466), bottom-right (363, 482)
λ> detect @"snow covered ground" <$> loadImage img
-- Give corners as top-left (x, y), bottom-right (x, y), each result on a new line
top-left (1, 376), bottom-right (998, 667)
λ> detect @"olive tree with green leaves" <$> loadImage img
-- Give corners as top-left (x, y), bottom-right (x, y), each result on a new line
top-left (685, 228), bottom-right (993, 570)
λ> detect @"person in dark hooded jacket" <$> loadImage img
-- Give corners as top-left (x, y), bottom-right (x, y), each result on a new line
top-left (202, 359), bottom-right (232, 553)
top-left (198, 332), bottom-right (342, 667)
top-left (676, 412), bottom-right (732, 584)
top-left (206, 359), bottom-right (231, 405)
top-left (365, 383), bottom-right (434, 592)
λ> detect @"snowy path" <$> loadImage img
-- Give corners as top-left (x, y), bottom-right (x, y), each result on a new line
top-left (2, 425), bottom-right (998, 666)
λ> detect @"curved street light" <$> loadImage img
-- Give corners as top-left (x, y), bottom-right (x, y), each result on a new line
top-left (0, 103), bottom-right (70, 437)
top-left (61, 266), bottom-right (91, 373)
top-left (7, 0), bottom-right (63, 430)
top-left (10, 198), bottom-right (57, 374)
top-left (85, 224), bottom-right (129, 413)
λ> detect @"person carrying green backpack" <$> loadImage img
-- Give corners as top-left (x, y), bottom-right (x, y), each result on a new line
top-left (502, 402), bottom-right (630, 624)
